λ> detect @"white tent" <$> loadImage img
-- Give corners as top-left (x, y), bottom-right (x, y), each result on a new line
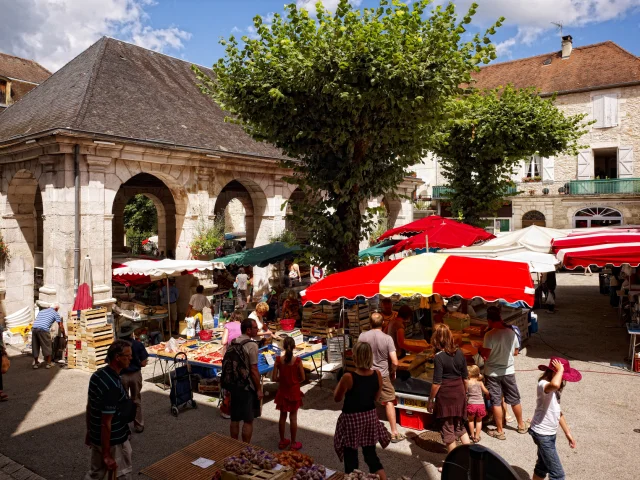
top-left (439, 247), bottom-right (559, 273)
top-left (112, 258), bottom-right (222, 278)
top-left (481, 225), bottom-right (568, 253)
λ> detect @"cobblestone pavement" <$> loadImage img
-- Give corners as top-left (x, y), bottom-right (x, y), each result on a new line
top-left (0, 455), bottom-right (45, 480)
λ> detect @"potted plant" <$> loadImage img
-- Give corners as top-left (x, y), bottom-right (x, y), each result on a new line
top-left (0, 234), bottom-right (10, 271)
top-left (542, 188), bottom-right (549, 195)
top-left (528, 189), bottom-right (536, 196)
top-left (558, 186), bottom-right (565, 194)
top-left (189, 217), bottom-right (225, 260)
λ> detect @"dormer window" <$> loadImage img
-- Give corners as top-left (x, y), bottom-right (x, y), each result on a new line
top-left (0, 77), bottom-right (12, 106)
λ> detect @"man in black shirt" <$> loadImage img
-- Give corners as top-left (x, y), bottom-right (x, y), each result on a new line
top-left (85, 340), bottom-right (134, 480)
top-left (119, 322), bottom-right (149, 433)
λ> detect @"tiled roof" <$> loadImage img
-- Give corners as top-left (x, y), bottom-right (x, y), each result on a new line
top-left (0, 52), bottom-right (51, 84)
top-left (0, 37), bottom-right (285, 159)
top-left (471, 41), bottom-right (640, 95)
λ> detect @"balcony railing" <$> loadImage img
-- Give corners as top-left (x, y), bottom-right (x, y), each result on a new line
top-left (432, 185), bottom-right (519, 200)
top-left (568, 178), bottom-right (640, 195)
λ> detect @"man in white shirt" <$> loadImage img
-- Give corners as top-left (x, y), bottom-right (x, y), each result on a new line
top-left (188, 285), bottom-right (213, 317)
top-left (479, 307), bottom-right (528, 439)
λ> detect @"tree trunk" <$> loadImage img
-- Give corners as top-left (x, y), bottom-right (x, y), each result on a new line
top-left (334, 199), bottom-right (362, 272)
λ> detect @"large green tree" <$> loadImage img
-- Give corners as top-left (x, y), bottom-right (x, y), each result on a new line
top-left (430, 85), bottom-right (589, 226)
top-left (195, 0), bottom-right (502, 272)
top-left (124, 194), bottom-right (158, 235)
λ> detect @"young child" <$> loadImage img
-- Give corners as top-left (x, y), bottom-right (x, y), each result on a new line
top-left (273, 337), bottom-right (304, 450)
top-left (466, 365), bottom-right (490, 443)
top-left (529, 357), bottom-right (581, 480)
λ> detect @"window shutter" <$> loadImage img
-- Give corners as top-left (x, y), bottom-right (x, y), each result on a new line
top-left (577, 150), bottom-right (594, 180)
top-left (604, 94), bottom-right (618, 127)
top-left (592, 95), bottom-right (604, 128)
top-left (618, 146), bottom-right (634, 178)
top-left (542, 156), bottom-right (555, 181)
top-left (511, 160), bottom-right (525, 183)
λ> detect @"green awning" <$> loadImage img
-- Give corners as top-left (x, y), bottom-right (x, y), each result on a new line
top-left (216, 242), bottom-right (301, 268)
top-left (358, 239), bottom-right (400, 259)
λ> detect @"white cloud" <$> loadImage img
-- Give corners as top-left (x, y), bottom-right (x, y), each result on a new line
top-left (296, 0), bottom-right (363, 16)
top-left (449, 0), bottom-right (640, 56)
top-left (0, 0), bottom-right (191, 72)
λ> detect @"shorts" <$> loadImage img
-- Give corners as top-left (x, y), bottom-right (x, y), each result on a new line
top-left (229, 388), bottom-right (261, 423)
top-left (32, 328), bottom-right (53, 357)
top-left (485, 374), bottom-right (521, 407)
top-left (85, 440), bottom-right (133, 480)
top-left (467, 404), bottom-right (487, 420)
top-left (378, 376), bottom-right (396, 404)
top-left (440, 416), bottom-right (466, 445)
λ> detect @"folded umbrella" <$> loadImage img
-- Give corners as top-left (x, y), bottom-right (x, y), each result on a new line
top-left (73, 283), bottom-right (93, 310)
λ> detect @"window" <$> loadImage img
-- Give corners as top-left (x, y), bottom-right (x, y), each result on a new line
top-left (593, 148), bottom-right (618, 179)
top-left (522, 210), bottom-right (546, 228)
top-left (593, 94), bottom-right (618, 128)
top-left (525, 155), bottom-right (542, 179)
top-left (573, 207), bottom-right (622, 228)
top-left (0, 80), bottom-right (6, 105)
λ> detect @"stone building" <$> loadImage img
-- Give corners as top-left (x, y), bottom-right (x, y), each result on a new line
top-left (0, 37), bottom-right (418, 319)
top-left (414, 37), bottom-right (640, 232)
top-left (0, 52), bottom-right (50, 111)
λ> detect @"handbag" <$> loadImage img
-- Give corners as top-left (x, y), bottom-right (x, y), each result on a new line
top-left (1, 354), bottom-right (10, 374)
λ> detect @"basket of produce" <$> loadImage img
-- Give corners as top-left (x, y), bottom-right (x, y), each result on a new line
top-left (344, 470), bottom-right (379, 480)
top-left (221, 448), bottom-right (293, 480)
top-left (275, 452), bottom-right (314, 472)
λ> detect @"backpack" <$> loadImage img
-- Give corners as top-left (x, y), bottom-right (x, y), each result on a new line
top-left (221, 339), bottom-right (254, 391)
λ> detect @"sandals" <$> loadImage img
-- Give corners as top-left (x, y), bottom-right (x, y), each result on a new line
top-left (487, 429), bottom-right (506, 440)
top-left (290, 442), bottom-right (302, 451)
top-left (391, 432), bottom-right (406, 443)
top-left (517, 421), bottom-right (530, 434)
top-left (278, 439), bottom-right (291, 450)
top-left (471, 435), bottom-right (480, 443)
top-left (505, 415), bottom-right (515, 424)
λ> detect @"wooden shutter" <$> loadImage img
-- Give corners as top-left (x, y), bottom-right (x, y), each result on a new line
top-left (542, 156), bottom-right (555, 181)
top-left (592, 95), bottom-right (604, 128)
top-left (577, 150), bottom-right (593, 180)
top-left (604, 94), bottom-right (618, 127)
top-left (618, 147), bottom-right (634, 178)
top-left (511, 160), bottom-right (525, 183)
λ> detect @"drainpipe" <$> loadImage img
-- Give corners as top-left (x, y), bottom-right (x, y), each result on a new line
top-left (74, 144), bottom-right (80, 296)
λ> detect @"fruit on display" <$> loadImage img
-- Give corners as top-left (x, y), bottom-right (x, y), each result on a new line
top-left (292, 465), bottom-right (326, 480)
top-left (223, 456), bottom-right (253, 474)
top-left (344, 470), bottom-right (379, 480)
top-left (275, 451), bottom-right (314, 471)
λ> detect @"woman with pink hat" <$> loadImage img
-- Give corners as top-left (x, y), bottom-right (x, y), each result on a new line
top-left (529, 357), bottom-right (582, 480)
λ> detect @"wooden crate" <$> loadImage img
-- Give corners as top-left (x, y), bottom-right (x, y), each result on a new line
top-left (221, 466), bottom-right (293, 480)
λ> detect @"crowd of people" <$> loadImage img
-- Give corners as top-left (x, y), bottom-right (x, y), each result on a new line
top-left (72, 294), bottom-right (581, 480)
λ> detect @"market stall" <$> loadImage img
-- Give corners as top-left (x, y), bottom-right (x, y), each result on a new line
top-left (300, 253), bottom-right (534, 430)
top-left (140, 432), bottom-right (342, 480)
top-left (551, 232), bottom-right (640, 254)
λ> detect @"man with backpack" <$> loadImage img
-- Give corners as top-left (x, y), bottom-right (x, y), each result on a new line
top-left (221, 318), bottom-right (263, 443)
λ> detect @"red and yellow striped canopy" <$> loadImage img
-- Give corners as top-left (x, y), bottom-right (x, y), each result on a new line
top-left (301, 253), bottom-right (535, 305)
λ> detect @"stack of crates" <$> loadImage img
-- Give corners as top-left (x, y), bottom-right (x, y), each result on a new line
top-left (346, 303), bottom-right (371, 344)
top-left (67, 307), bottom-right (113, 372)
top-left (327, 335), bottom-right (348, 364)
top-left (301, 303), bottom-right (340, 338)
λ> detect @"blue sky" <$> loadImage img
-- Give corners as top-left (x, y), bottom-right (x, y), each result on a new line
top-left (2, 1), bottom-right (640, 72)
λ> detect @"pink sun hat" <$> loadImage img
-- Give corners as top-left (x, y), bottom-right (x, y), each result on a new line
top-left (538, 356), bottom-right (582, 382)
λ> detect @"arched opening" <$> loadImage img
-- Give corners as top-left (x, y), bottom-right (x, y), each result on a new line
top-left (573, 206), bottom-right (623, 229)
top-left (382, 196), bottom-right (402, 228)
top-left (522, 210), bottom-right (546, 228)
top-left (284, 187), bottom-right (308, 243)
top-left (4, 169), bottom-right (39, 314)
top-left (112, 173), bottom-right (177, 258)
top-left (214, 180), bottom-right (259, 248)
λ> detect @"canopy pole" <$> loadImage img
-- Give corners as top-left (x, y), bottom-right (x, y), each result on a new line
top-left (166, 276), bottom-right (171, 339)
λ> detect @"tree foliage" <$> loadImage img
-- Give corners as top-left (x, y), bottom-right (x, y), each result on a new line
top-left (124, 194), bottom-right (157, 236)
top-left (430, 86), bottom-right (589, 226)
top-left (195, 0), bottom-right (502, 272)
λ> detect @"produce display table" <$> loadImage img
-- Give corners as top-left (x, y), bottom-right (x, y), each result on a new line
top-left (626, 323), bottom-right (640, 369)
top-left (140, 432), bottom-right (343, 480)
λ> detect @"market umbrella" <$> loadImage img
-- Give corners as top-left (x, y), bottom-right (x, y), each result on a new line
top-left (217, 242), bottom-right (300, 268)
top-left (300, 253), bottom-right (535, 305)
top-left (378, 215), bottom-right (495, 245)
top-left (567, 226), bottom-right (640, 237)
top-left (557, 243), bottom-right (640, 270)
top-left (73, 283), bottom-right (93, 310)
top-left (552, 232), bottom-right (640, 254)
top-left (358, 239), bottom-right (400, 260)
top-left (440, 247), bottom-right (560, 274)
top-left (80, 254), bottom-right (94, 296)
top-left (482, 225), bottom-right (567, 253)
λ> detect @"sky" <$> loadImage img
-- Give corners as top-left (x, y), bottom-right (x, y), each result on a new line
top-left (2, 0), bottom-right (640, 72)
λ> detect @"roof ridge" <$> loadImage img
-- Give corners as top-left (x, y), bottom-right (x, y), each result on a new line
top-left (481, 40), bottom-right (636, 70)
top-left (0, 51), bottom-right (51, 75)
top-left (73, 37), bottom-right (110, 130)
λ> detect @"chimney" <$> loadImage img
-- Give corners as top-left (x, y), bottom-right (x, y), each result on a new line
top-left (561, 35), bottom-right (573, 59)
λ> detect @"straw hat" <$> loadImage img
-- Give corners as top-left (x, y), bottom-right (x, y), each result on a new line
top-left (118, 321), bottom-right (135, 338)
top-left (538, 356), bottom-right (582, 382)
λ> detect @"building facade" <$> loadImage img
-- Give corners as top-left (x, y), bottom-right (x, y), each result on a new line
top-left (0, 52), bottom-right (50, 111)
top-left (414, 37), bottom-right (640, 232)
top-left (0, 37), bottom-right (418, 319)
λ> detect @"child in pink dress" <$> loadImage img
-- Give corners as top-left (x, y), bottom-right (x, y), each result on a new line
top-left (467, 365), bottom-right (490, 442)
top-left (273, 337), bottom-right (304, 450)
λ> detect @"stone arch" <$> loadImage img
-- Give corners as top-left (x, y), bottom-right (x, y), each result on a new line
top-left (3, 169), bottom-right (39, 314)
top-left (111, 173), bottom-right (177, 258)
top-left (522, 210), bottom-right (546, 228)
top-left (284, 187), bottom-right (307, 242)
top-left (382, 195), bottom-right (402, 229)
top-left (214, 177), bottom-right (268, 248)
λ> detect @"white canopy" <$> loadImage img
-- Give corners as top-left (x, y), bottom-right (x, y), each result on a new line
top-left (482, 225), bottom-right (568, 253)
top-left (112, 258), bottom-right (223, 279)
top-left (439, 247), bottom-right (559, 273)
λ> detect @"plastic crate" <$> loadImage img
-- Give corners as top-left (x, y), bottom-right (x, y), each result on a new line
top-left (398, 408), bottom-right (432, 431)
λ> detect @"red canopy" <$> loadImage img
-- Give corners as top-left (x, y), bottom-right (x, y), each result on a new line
top-left (552, 233), bottom-right (640, 254)
top-left (378, 216), bottom-right (494, 248)
top-left (300, 253), bottom-right (534, 305)
top-left (557, 243), bottom-right (640, 269)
